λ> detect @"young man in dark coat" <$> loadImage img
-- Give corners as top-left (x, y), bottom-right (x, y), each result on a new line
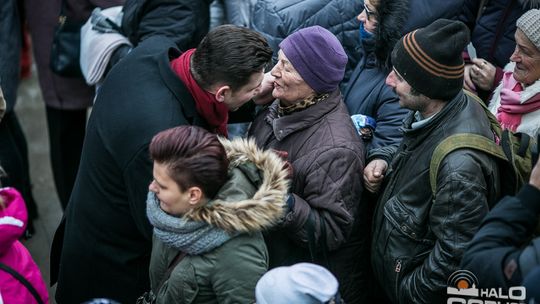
top-left (365, 20), bottom-right (501, 303)
top-left (50, 25), bottom-right (272, 304)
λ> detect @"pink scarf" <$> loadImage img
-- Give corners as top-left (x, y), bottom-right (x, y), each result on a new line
top-left (497, 70), bottom-right (540, 132)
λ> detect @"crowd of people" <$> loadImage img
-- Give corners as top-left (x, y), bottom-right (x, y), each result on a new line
top-left (1, 0), bottom-right (540, 303)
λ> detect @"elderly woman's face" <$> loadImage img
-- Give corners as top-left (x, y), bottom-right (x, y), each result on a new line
top-left (357, 0), bottom-right (378, 34)
top-left (271, 50), bottom-right (315, 105)
top-left (510, 29), bottom-right (540, 86)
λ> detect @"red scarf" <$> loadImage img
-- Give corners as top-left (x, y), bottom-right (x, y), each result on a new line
top-left (170, 49), bottom-right (228, 137)
top-left (497, 70), bottom-right (540, 132)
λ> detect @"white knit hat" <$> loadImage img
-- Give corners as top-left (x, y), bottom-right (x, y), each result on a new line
top-left (255, 263), bottom-right (339, 304)
top-left (517, 9), bottom-right (540, 50)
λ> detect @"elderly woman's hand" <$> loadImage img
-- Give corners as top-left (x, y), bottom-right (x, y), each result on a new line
top-left (464, 64), bottom-right (476, 92)
top-left (253, 72), bottom-right (276, 105)
top-left (470, 58), bottom-right (496, 91)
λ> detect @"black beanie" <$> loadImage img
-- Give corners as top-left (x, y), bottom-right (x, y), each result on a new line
top-left (391, 19), bottom-right (470, 101)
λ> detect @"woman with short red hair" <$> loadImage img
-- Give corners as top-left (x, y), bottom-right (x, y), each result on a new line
top-left (141, 126), bottom-right (289, 304)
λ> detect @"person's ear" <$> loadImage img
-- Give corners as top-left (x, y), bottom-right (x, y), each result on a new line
top-left (215, 85), bottom-right (231, 103)
top-left (187, 186), bottom-right (205, 206)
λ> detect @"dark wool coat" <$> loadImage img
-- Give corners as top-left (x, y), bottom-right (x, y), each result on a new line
top-left (51, 36), bottom-right (213, 304)
top-left (248, 91), bottom-right (368, 303)
top-left (370, 92), bottom-right (501, 304)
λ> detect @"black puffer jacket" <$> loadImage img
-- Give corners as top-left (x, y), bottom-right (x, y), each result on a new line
top-left (122, 0), bottom-right (212, 51)
top-left (251, 0), bottom-right (362, 86)
top-left (370, 91), bottom-right (501, 304)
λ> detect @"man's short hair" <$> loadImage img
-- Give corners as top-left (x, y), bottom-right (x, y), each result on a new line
top-left (192, 25), bottom-right (273, 91)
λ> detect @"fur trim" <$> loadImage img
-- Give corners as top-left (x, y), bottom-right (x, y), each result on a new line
top-left (184, 137), bottom-right (289, 233)
top-left (375, 0), bottom-right (410, 68)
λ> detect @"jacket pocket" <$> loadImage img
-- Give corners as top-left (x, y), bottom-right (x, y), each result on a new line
top-left (160, 261), bottom-right (199, 304)
top-left (383, 196), bottom-right (434, 246)
top-left (392, 250), bottom-right (431, 304)
top-left (380, 197), bottom-right (434, 302)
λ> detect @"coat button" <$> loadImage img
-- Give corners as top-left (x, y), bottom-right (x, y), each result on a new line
top-left (401, 225), bottom-right (407, 232)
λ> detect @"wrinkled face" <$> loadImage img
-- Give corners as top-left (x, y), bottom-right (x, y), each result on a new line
top-left (357, 0), bottom-right (378, 33)
top-left (386, 68), bottom-right (430, 112)
top-left (223, 70), bottom-right (265, 111)
top-left (148, 162), bottom-right (192, 216)
top-left (510, 29), bottom-right (540, 86)
top-left (271, 50), bottom-right (315, 106)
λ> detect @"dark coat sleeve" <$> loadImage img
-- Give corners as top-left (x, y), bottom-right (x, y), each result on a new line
top-left (283, 147), bottom-right (364, 252)
top-left (369, 88), bottom-right (408, 151)
top-left (461, 185), bottom-right (540, 288)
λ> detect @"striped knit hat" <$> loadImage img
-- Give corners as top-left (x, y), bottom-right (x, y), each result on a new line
top-left (391, 19), bottom-right (470, 101)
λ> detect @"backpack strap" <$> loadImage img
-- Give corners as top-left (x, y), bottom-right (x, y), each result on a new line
top-left (430, 133), bottom-right (508, 196)
top-left (0, 262), bottom-right (44, 304)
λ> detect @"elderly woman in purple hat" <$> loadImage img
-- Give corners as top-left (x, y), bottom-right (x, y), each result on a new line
top-left (248, 25), bottom-right (367, 303)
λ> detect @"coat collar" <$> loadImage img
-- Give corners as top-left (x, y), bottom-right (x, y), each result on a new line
top-left (158, 47), bottom-right (209, 129)
top-left (183, 137), bottom-right (289, 233)
top-left (265, 89), bottom-right (342, 141)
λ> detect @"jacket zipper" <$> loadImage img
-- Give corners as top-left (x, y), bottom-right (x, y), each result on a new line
top-left (395, 259), bottom-right (402, 302)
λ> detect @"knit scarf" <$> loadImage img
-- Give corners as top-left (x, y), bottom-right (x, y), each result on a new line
top-left (170, 49), bottom-right (228, 136)
top-left (497, 70), bottom-right (540, 132)
top-left (146, 192), bottom-right (236, 255)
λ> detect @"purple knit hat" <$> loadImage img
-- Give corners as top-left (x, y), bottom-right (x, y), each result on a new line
top-left (279, 26), bottom-right (348, 93)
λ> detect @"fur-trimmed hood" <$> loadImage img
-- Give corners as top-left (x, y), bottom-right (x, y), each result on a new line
top-left (374, 0), bottom-right (410, 68)
top-left (184, 137), bottom-right (289, 233)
